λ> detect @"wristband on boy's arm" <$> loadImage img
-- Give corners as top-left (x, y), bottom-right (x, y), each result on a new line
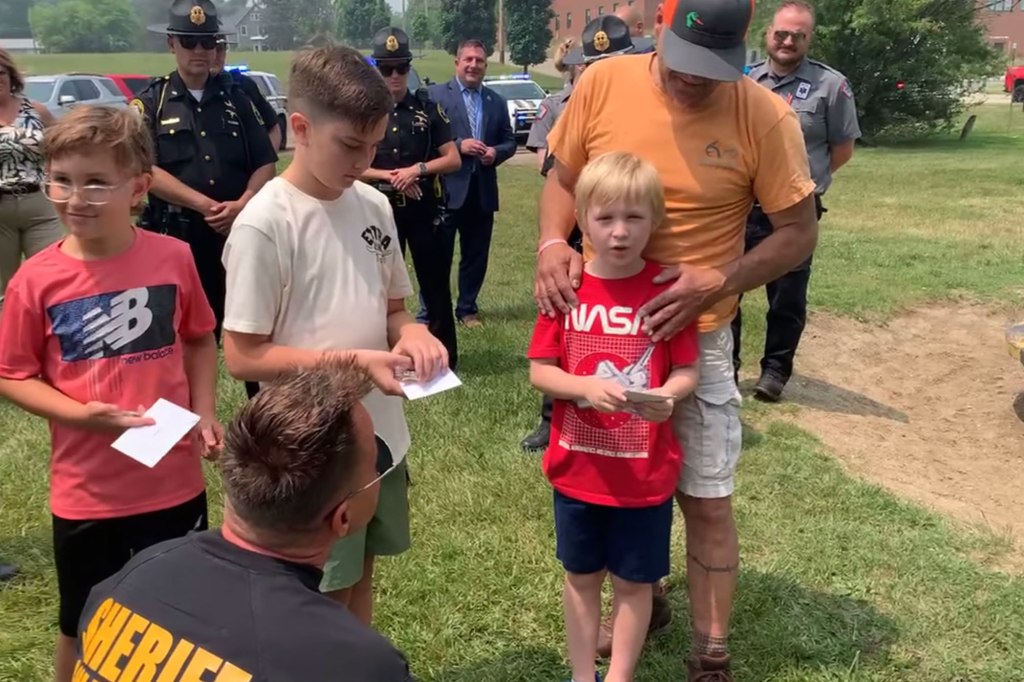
top-left (537, 238), bottom-right (568, 255)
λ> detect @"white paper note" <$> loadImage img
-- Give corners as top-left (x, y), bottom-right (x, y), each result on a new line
top-left (111, 399), bottom-right (200, 468)
top-left (400, 368), bottom-right (463, 400)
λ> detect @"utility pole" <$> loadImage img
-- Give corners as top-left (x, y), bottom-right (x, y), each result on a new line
top-left (498, 0), bottom-right (505, 63)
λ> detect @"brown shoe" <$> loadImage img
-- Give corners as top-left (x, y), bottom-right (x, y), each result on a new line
top-left (460, 314), bottom-right (482, 329)
top-left (595, 584), bottom-right (673, 659)
top-left (687, 653), bottom-right (733, 681)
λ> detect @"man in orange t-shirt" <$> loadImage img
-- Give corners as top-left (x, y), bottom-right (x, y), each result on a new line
top-left (535, 0), bottom-right (818, 678)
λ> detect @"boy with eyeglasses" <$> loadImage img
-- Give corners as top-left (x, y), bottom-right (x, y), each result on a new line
top-left (0, 105), bottom-right (221, 682)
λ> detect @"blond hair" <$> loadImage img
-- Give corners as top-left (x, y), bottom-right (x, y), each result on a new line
top-left (575, 152), bottom-right (665, 228)
top-left (43, 105), bottom-right (153, 174)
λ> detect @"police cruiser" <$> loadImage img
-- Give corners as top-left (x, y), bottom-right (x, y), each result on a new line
top-left (483, 73), bottom-right (547, 141)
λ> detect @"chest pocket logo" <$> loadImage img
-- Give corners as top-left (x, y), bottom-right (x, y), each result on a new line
top-left (795, 81), bottom-right (812, 100)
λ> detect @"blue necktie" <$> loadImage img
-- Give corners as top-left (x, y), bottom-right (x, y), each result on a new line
top-left (466, 89), bottom-right (479, 139)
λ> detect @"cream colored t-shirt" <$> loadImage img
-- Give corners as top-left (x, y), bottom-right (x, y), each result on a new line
top-left (223, 177), bottom-right (414, 459)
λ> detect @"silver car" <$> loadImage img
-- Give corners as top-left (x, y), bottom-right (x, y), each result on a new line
top-left (23, 74), bottom-right (128, 119)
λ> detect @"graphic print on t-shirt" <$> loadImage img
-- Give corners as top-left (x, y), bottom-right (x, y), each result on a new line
top-left (361, 224), bottom-right (393, 263)
top-left (47, 285), bottom-right (177, 362)
top-left (561, 303), bottom-right (655, 459)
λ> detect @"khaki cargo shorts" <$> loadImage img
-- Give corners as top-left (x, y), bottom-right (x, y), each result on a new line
top-left (674, 327), bottom-right (743, 499)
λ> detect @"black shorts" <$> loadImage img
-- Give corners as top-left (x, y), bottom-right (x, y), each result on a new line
top-left (52, 492), bottom-right (208, 637)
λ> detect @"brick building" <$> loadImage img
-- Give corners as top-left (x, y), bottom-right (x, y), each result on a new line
top-left (978, 1), bottom-right (1024, 59)
top-left (549, 0), bottom-right (658, 40)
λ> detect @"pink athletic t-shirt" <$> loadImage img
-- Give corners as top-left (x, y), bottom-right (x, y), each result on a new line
top-left (0, 229), bottom-right (215, 520)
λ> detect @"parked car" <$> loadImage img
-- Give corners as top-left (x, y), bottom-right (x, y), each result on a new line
top-left (228, 67), bottom-right (289, 150)
top-left (24, 74), bottom-right (128, 119)
top-left (1005, 65), bottom-right (1024, 102)
top-left (482, 74), bottom-right (547, 142)
top-left (106, 74), bottom-right (155, 99)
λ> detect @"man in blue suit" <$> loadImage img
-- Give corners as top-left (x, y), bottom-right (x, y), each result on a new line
top-left (429, 39), bottom-right (517, 328)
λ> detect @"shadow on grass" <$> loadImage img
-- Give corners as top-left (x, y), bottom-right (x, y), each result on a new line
top-left (784, 374), bottom-right (909, 423)
top-left (433, 645), bottom-right (564, 682)
top-left (642, 569), bottom-right (897, 680)
top-left (459, 345), bottom-right (529, 378)
top-left (433, 570), bottom-right (896, 682)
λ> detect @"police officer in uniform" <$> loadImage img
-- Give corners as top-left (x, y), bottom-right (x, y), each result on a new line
top-left (732, 0), bottom-right (860, 402)
top-left (520, 15), bottom-right (652, 452)
top-left (363, 27), bottom-right (462, 369)
top-left (135, 0), bottom-right (277, 363)
top-left (212, 38), bottom-right (282, 150)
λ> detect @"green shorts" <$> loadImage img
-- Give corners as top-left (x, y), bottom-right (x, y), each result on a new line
top-left (320, 459), bottom-right (411, 592)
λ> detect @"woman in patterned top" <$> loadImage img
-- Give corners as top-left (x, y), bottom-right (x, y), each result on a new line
top-left (0, 48), bottom-right (62, 311)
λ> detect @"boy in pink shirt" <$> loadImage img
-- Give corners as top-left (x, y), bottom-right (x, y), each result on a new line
top-left (528, 152), bottom-right (699, 682)
top-left (0, 106), bottom-right (221, 682)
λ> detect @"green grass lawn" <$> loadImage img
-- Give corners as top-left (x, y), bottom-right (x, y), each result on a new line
top-left (1, 104), bottom-right (1024, 681)
top-left (14, 49), bottom-right (563, 91)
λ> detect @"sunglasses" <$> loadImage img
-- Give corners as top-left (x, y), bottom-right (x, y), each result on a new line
top-left (379, 63), bottom-right (411, 77)
top-left (773, 30), bottom-right (808, 44)
top-left (342, 434), bottom-right (399, 503)
top-left (178, 34), bottom-right (221, 51)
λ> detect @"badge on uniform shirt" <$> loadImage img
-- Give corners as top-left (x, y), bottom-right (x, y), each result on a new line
top-left (412, 110), bottom-right (429, 130)
top-left (795, 81), bottom-right (812, 100)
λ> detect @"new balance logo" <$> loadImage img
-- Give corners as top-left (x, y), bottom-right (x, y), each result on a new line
top-left (48, 285), bottom-right (177, 362)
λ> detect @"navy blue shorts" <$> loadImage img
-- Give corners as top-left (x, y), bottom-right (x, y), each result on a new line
top-left (552, 490), bottom-right (673, 584)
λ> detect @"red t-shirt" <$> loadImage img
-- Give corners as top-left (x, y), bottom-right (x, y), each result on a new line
top-left (0, 229), bottom-right (216, 520)
top-left (527, 261), bottom-right (700, 508)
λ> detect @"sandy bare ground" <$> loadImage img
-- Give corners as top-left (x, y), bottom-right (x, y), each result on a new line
top-left (763, 305), bottom-right (1024, 564)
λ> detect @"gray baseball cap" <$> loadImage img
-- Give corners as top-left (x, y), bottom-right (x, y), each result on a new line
top-left (660, 0), bottom-right (752, 82)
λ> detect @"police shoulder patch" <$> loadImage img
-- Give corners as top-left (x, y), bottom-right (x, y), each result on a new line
top-left (536, 103), bottom-right (548, 121)
top-left (436, 101), bottom-right (449, 124)
top-left (840, 79), bottom-right (854, 99)
top-left (129, 98), bottom-right (146, 116)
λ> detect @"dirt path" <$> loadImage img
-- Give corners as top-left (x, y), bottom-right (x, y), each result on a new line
top-left (767, 305), bottom-right (1024, 563)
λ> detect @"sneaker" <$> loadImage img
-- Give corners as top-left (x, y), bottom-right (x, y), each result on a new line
top-left (687, 653), bottom-right (733, 681)
top-left (520, 420), bottom-right (550, 452)
top-left (753, 372), bottom-right (786, 402)
top-left (595, 583), bottom-right (672, 659)
top-left (459, 314), bottom-right (483, 329)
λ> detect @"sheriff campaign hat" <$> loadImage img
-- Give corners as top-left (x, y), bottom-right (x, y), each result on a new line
top-left (562, 15), bottom-right (654, 66)
top-left (370, 27), bottom-right (414, 62)
top-left (147, 0), bottom-right (232, 36)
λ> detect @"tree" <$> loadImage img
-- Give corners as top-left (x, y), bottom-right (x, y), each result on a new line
top-left (751, 0), bottom-right (1001, 139)
top-left (30, 0), bottom-right (139, 53)
top-left (336, 0), bottom-right (391, 47)
top-left (263, 0), bottom-right (338, 49)
top-left (440, 0), bottom-right (496, 56)
top-left (505, 0), bottom-right (553, 70)
top-left (406, 0), bottom-right (444, 48)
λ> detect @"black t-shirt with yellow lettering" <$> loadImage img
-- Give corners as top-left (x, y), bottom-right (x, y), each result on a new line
top-left (74, 530), bottom-right (415, 681)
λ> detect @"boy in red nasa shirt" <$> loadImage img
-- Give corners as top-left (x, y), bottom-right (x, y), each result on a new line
top-left (528, 152), bottom-right (699, 682)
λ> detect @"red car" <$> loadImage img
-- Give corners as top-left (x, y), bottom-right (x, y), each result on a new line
top-left (106, 74), bottom-right (155, 99)
top-left (1004, 65), bottom-right (1024, 102)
